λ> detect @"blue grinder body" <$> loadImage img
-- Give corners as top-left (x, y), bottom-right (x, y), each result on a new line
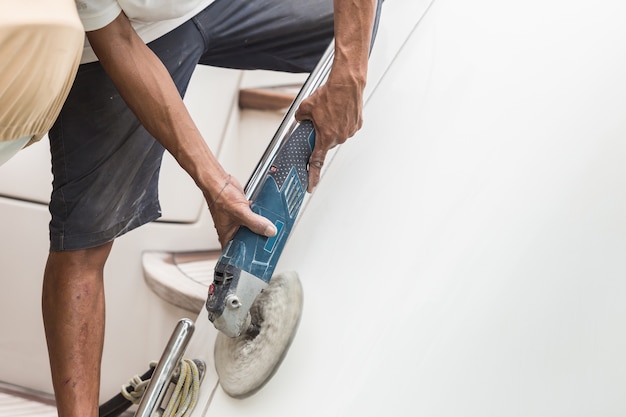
top-left (205, 120), bottom-right (316, 336)
top-left (219, 121), bottom-right (315, 282)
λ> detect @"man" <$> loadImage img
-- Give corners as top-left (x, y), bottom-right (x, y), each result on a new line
top-left (0, 0), bottom-right (82, 165)
top-left (41, 0), bottom-right (378, 416)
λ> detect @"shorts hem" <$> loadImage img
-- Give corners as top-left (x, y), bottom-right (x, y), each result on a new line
top-left (49, 205), bottom-right (162, 252)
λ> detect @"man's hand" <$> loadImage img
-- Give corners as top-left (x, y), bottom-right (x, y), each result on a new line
top-left (295, 0), bottom-right (376, 193)
top-left (295, 72), bottom-right (364, 192)
top-left (207, 175), bottom-right (277, 248)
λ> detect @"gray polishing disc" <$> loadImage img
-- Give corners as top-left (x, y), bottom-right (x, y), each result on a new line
top-left (214, 271), bottom-right (304, 398)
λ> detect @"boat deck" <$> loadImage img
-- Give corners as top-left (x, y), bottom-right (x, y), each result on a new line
top-left (0, 382), bottom-right (134, 417)
top-left (0, 392), bottom-right (56, 417)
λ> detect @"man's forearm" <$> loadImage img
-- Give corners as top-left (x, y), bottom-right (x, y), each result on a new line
top-left (86, 12), bottom-right (227, 199)
top-left (331, 0), bottom-right (377, 86)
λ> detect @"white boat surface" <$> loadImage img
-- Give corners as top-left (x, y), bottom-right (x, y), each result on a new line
top-left (2, 0), bottom-right (626, 415)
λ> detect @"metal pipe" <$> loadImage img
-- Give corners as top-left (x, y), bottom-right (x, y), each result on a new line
top-left (133, 318), bottom-right (195, 417)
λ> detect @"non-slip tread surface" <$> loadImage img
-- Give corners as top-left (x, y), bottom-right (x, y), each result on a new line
top-left (0, 391), bottom-right (57, 417)
top-left (0, 387), bottom-right (135, 417)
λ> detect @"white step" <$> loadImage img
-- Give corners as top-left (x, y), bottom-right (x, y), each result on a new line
top-left (142, 251), bottom-right (218, 314)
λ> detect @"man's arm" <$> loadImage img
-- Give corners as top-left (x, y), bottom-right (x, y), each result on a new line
top-left (295, 0), bottom-right (377, 192)
top-left (85, 12), bottom-right (276, 247)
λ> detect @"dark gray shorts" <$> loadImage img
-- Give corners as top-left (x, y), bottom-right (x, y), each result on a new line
top-left (48, 0), bottom-right (381, 251)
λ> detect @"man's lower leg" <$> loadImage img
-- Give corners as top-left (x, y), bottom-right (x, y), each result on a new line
top-left (42, 242), bottom-right (113, 417)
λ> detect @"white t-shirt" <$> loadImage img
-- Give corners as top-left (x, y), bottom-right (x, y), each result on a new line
top-left (75, 0), bottom-right (214, 63)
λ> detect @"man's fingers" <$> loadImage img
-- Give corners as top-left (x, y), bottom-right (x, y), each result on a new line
top-left (246, 213), bottom-right (277, 238)
top-left (307, 149), bottom-right (327, 193)
top-left (295, 93), bottom-right (316, 122)
top-left (307, 166), bottom-right (321, 193)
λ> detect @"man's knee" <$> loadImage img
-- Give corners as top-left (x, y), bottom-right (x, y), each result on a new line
top-left (195, 0), bottom-right (334, 72)
top-left (45, 242), bottom-right (114, 277)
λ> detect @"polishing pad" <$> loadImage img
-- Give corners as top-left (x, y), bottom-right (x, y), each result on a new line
top-left (214, 271), bottom-right (304, 398)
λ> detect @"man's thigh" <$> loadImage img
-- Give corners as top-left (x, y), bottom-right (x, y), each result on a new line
top-left (193, 0), bottom-right (334, 73)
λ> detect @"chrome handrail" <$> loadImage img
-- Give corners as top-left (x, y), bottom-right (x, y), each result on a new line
top-left (133, 318), bottom-right (195, 417)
